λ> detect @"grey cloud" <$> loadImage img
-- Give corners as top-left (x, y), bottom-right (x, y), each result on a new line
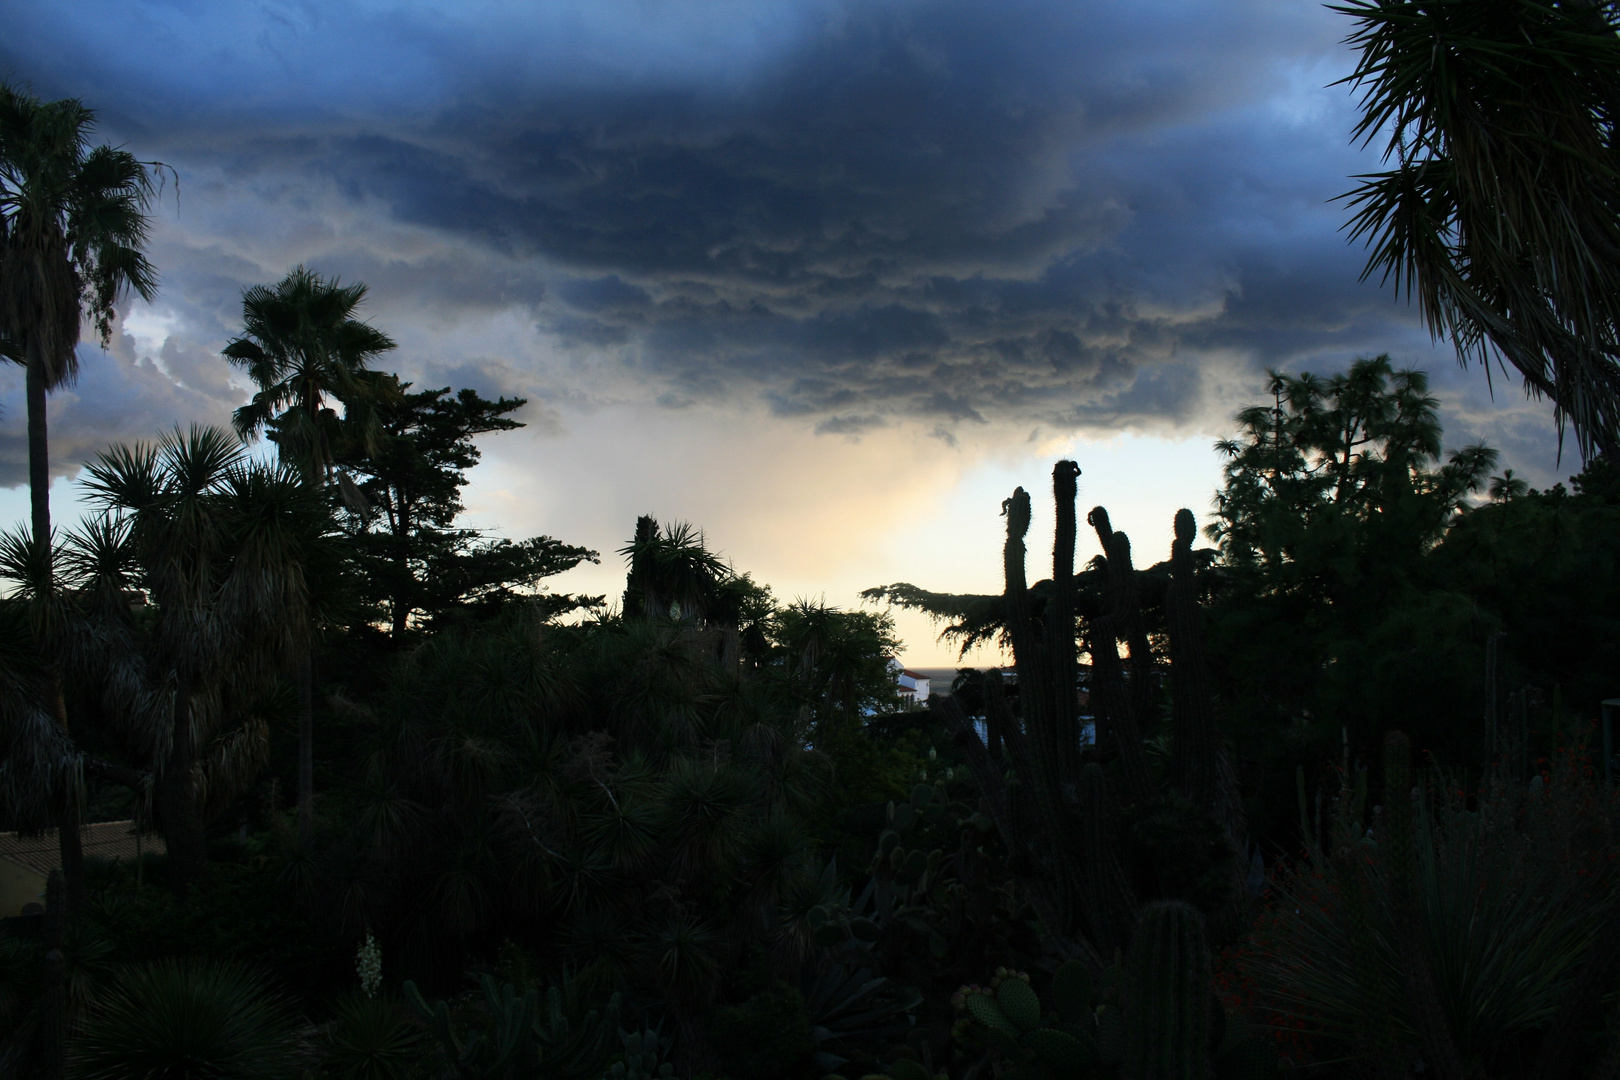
top-left (3, 0), bottom-right (1503, 460)
top-left (814, 414), bottom-right (888, 436)
top-left (0, 330), bottom-right (244, 487)
top-left (555, 275), bottom-right (650, 313)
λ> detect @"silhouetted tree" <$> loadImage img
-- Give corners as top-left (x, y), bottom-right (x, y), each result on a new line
top-left (0, 84), bottom-right (163, 908)
top-left (334, 384), bottom-right (598, 637)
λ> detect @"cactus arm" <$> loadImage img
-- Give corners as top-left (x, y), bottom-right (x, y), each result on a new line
top-left (1076, 763), bottom-right (1139, 960)
top-left (1095, 523), bottom-right (1157, 730)
top-left (401, 979), bottom-right (434, 1022)
top-left (1167, 507), bottom-right (1218, 811)
top-left (1167, 509), bottom-right (1252, 941)
top-left (1048, 460), bottom-right (1084, 786)
top-left (1001, 488), bottom-right (1041, 691)
top-left (1091, 609), bottom-right (1155, 807)
top-left (404, 981), bottom-right (471, 1072)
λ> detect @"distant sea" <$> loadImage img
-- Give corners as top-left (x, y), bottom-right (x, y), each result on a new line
top-left (908, 667), bottom-right (982, 688)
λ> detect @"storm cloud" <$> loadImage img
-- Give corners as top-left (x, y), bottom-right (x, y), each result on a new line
top-left (0, 0), bottom-right (1449, 473)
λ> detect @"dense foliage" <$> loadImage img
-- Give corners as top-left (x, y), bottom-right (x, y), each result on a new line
top-left (2, 81), bottom-right (1618, 1080)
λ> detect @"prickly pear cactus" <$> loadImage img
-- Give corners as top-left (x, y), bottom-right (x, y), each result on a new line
top-left (846, 1058), bottom-right (946, 1080)
top-left (951, 964), bottom-right (1102, 1079)
top-left (870, 782), bottom-right (949, 893)
top-left (940, 950), bottom-right (1277, 1080)
top-left (605, 1030), bottom-right (672, 1079)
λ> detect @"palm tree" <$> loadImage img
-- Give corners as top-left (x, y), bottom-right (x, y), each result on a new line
top-left (224, 266), bottom-right (398, 483)
top-left (223, 266), bottom-right (397, 842)
top-left (1488, 469), bottom-right (1529, 503)
top-left (1336, 0), bottom-right (1620, 458)
top-left (0, 84), bottom-right (162, 906)
top-left (72, 427), bottom-right (332, 887)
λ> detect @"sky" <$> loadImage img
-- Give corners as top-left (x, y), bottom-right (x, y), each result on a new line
top-left (0, 0), bottom-right (1575, 666)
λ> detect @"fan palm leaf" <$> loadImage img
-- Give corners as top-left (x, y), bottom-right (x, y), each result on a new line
top-left (222, 265), bottom-right (398, 482)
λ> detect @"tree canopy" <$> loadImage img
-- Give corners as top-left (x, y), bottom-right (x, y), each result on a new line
top-left (333, 384), bottom-right (599, 638)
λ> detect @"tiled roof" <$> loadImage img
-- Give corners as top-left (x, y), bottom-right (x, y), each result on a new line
top-left (0, 821), bottom-right (165, 876)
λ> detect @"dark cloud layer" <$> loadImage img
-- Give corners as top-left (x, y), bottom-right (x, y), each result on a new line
top-left (0, 0), bottom-right (1531, 472)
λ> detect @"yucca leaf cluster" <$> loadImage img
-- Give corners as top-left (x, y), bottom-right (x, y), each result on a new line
top-left (1250, 731), bottom-right (1620, 1075)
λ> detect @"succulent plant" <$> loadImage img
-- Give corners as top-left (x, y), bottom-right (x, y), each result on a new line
top-left (930, 461), bottom-right (1251, 977)
top-left (605, 1029), bottom-right (673, 1080)
top-left (943, 910), bottom-right (1278, 1080)
top-left (1121, 902), bottom-right (1212, 1080)
top-left (403, 974), bottom-right (622, 1080)
top-left (952, 964), bottom-right (1101, 1079)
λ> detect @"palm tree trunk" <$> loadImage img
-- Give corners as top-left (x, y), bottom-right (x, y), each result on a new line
top-left (54, 687), bottom-right (85, 913)
top-left (297, 649), bottom-right (313, 844)
top-left (55, 800), bottom-right (85, 911)
top-left (159, 672), bottom-right (206, 890)
top-left (390, 505), bottom-right (410, 639)
top-left (28, 356), bottom-right (86, 911)
top-left (26, 357), bottom-right (50, 567)
top-left (39, 869), bottom-right (65, 1080)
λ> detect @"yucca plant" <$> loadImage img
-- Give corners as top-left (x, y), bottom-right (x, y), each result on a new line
top-left (1248, 733), bottom-right (1620, 1075)
top-left (320, 991), bottom-right (421, 1080)
top-left (69, 959), bottom-right (300, 1080)
top-left (1335, 0), bottom-right (1620, 457)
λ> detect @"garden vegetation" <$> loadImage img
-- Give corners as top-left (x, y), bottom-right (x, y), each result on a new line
top-left (1, 2), bottom-right (1619, 1076)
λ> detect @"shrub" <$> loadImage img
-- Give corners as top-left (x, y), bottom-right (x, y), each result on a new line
top-left (707, 981), bottom-right (815, 1079)
top-left (69, 958), bottom-right (300, 1080)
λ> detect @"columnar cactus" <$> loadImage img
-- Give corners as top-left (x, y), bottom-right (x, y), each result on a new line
top-left (1076, 763), bottom-right (1137, 961)
top-left (931, 461), bottom-right (1247, 969)
top-left (1122, 902), bottom-right (1213, 1080)
top-left (1166, 509), bottom-right (1216, 811)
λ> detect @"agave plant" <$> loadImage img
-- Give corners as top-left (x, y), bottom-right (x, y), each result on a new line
top-left (69, 959), bottom-right (300, 1080)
